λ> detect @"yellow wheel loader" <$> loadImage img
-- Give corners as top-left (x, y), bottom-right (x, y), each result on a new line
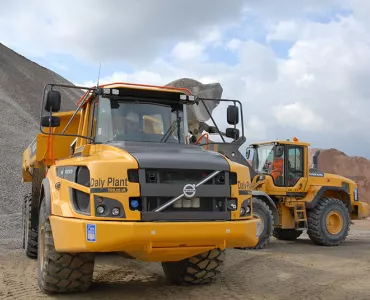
top-left (241, 138), bottom-right (369, 247)
top-left (21, 81), bottom-right (260, 294)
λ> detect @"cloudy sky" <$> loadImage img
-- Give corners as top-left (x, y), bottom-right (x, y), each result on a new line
top-left (1, 0), bottom-right (370, 158)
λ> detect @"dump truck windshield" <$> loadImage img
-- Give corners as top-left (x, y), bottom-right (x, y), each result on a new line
top-left (94, 96), bottom-right (186, 144)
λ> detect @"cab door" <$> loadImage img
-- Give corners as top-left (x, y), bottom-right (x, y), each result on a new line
top-left (285, 145), bottom-right (308, 196)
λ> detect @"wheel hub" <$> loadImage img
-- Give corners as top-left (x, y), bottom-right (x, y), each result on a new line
top-left (326, 211), bottom-right (343, 235)
top-left (254, 212), bottom-right (265, 236)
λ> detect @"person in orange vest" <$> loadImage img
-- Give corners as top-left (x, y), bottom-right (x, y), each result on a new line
top-left (271, 151), bottom-right (284, 183)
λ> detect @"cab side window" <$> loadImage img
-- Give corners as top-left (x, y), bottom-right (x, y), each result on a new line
top-left (287, 146), bottom-right (304, 187)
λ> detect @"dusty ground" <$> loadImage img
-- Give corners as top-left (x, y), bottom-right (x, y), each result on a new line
top-left (0, 220), bottom-right (370, 300)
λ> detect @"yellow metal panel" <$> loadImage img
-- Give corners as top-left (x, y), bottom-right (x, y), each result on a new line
top-left (352, 201), bottom-right (369, 220)
top-left (279, 204), bottom-right (296, 229)
top-left (250, 140), bottom-right (311, 147)
top-left (48, 144), bottom-right (142, 221)
top-left (49, 216), bottom-right (259, 261)
top-left (228, 158), bottom-right (254, 220)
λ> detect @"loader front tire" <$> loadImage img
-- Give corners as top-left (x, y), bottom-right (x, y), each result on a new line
top-left (273, 228), bottom-right (302, 240)
top-left (307, 197), bottom-right (350, 246)
top-left (22, 192), bottom-right (38, 259)
top-left (161, 248), bottom-right (225, 285)
top-left (235, 197), bottom-right (274, 250)
top-left (37, 198), bottom-right (95, 294)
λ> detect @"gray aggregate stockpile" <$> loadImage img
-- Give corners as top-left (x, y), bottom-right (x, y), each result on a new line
top-left (0, 43), bottom-right (82, 249)
top-left (0, 48), bottom-right (224, 250)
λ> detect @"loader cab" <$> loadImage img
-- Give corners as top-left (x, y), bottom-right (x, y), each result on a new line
top-left (247, 139), bottom-right (310, 193)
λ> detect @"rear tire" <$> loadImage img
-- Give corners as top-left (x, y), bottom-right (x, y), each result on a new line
top-left (37, 198), bottom-right (95, 294)
top-left (307, 197), bottom-right (350, 246)
top-left (22, 192), bottom-right (38, 259)
top-left (161, 248), bottom-right (225, 285)
top-left (273, 228), bottom-right (302, 240)
top-left (235, 197), bottom-right (274, 250)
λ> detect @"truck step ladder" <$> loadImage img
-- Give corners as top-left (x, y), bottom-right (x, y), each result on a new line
top-left (294, 202), bottom-right (307, 230)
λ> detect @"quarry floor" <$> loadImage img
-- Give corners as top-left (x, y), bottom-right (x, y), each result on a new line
top-left (0, 219), bottom-right (370, 300)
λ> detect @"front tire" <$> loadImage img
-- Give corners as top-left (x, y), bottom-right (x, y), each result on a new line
top-left (22, 192), bottom-right (38, 259)
top-left (307, 197), bottom-right (350, 246)
top-left (235, 197), bottom-right (274, 249)
top-left (37, 198), bottom-right (95, 294)
top-left (161, 248), bottom-right (225, 285)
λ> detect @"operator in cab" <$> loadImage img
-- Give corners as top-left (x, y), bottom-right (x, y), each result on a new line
top-left (113, 111), bottom-right (141, 141)
top-left (271, 150), bottom-right (284, 185)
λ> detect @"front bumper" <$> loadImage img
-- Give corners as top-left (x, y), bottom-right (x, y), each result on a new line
top-left (353, 201), bottom-right (369, 220)
top-left (49, 216), bottom-right (260, 262)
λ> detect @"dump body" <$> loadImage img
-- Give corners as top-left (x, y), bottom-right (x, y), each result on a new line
top-left (22, 110), bottom-right (81, 180)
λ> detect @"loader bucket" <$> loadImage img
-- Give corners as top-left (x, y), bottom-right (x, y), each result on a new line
top-left (165, 78), bottom-right (222, 126)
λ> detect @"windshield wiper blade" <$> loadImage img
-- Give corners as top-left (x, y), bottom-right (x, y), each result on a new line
top-left (160, 117), bottom-right (182, 143)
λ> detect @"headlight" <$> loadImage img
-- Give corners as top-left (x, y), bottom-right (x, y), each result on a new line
top-left (354, 188), bottom-right (358, 201)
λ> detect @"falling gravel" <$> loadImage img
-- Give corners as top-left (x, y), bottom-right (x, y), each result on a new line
top-left (0, 42), bottom-right (83, 248)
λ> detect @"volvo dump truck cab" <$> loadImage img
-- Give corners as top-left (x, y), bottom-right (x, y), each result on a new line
top-left (21, 82), bottom-right (260, 294)
top-left (244, 137), bottom-right (369, 247)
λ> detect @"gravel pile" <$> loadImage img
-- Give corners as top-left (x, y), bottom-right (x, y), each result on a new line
top-left (0, 43), bottom-right (82, 247)
top-left (0, 46), bottom-right (228, 249)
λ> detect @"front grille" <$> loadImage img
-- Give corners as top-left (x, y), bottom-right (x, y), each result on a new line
top-left (142, 197), bottom-right (227, 212)
top-left (144, 169), bottom-right (226, 185)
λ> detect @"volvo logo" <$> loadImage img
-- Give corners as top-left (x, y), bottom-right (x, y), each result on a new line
top-left (183, 184), bottom-right (196, 199)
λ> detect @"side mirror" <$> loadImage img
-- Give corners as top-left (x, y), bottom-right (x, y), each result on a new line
top-left (41, 116), bottom-right (60, 128)
top-left (225, 128), bottom-right (239, 140)
top-left (227, 105), bottom-right (239, 125)
top-left (45, 90), bottom-right (61, 112)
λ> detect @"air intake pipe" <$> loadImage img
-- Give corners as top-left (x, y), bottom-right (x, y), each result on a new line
top-left (312, 149), bottom-right (322, 170)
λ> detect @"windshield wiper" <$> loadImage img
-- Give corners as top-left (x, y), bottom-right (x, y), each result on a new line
top-left (160, 117), bottom-right (182, 143)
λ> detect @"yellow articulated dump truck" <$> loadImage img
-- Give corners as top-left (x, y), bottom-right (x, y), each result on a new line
top-left (21, 81), bottom-right (260, 294)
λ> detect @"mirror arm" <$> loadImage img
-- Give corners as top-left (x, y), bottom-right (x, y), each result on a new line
top-left (61, 91), bottom-right (90, 134)
top-left (48, 108), bottom-right (52, 133)
top-left (200, 98), bottom-right (226, 143)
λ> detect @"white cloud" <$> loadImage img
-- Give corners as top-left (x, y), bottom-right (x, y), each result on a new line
top-left (273, 102), bottom-right (326, 132)
top-left (226, 39), bottom-right (243, 51)
top-left (266, 20), bottom-right (304, 42)
top-left (3, 0), bottom-right (370, 157)
top-left (171, 41), bottom-right (207, 61)
top-left (0, 0), bottom-right (246, 65)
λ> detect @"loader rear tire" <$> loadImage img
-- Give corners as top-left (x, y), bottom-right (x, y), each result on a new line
top-left (307, 197), bottom-right (350, 246)
top-left (235, 197), bottom-right (274, 250)
top-left (37, 198), bottom-right (95, 294)
top-left (273, 228), bottom-right (302, 240)
top-left (22, 192), bottom-right (38, 259)
top-left (161, 248), bottom-right (225, 285)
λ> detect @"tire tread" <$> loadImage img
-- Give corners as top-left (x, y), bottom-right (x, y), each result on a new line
top-left (307, 197), bottom-right (350, 246)
top-left (161, 248), bottom-right (225, 285)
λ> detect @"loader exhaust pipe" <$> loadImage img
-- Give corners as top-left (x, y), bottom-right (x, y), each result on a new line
top-left (312, 149), bottom-right (322, 170)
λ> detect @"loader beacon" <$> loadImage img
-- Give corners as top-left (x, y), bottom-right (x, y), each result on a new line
top-left (21, 82), bottom-right (260, 294)
top-left (241, 137), bottom-right (369, 247)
